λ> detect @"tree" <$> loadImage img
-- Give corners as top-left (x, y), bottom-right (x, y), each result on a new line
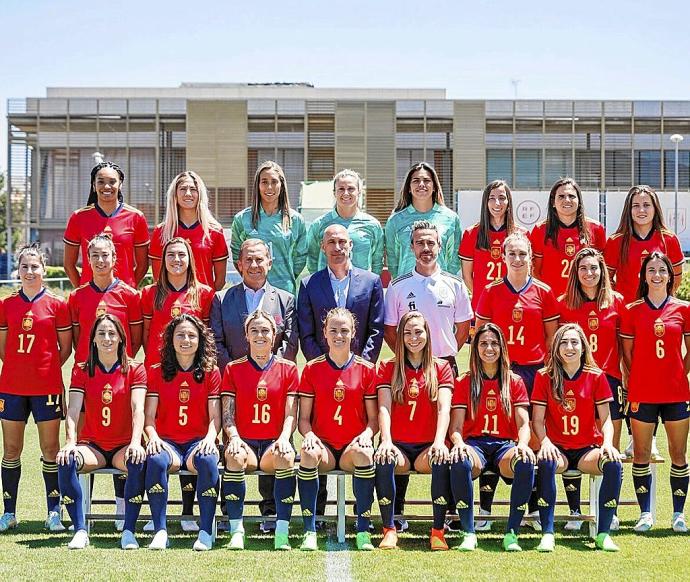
top-left (0, 172), bottom-right (24, 264)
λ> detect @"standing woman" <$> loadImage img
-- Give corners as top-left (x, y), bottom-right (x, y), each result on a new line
top-left (220, 310), bottom-right (299, 551)
top-left (532, 323), bottom-right (623, 552)
top-left (385, 162), bottom-right (462, 279)
top-left (230, 161), bottom-right (307, 295)
top-left (64, 161), bottom-right (150, 289)
top-left (144, 314), bottom-right (221, 551)
top-left (530, 178), bottom-right (606, 298)
top-left (374, 311), bottom-right (455, 551)
top-left (621, 251), bottom-right (690, 533)
top-left (448, 323), bottom-right (535, 552)
top-left (306, 169), bottom-right (384, 275)
top-left (297, 308), bottom-right (378, 551)
top-left (56, 314), bottom-right (147, 550)
top-left (0, 245), bottom-right (72, 532)
top-left (604, 185), bottom-right (684, 304)
top-left (149, 171), bottom-right (228, 291)
top-left (459, 179), bottom-right (522, 312)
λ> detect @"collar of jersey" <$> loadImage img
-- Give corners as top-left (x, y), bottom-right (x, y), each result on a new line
top-left (405, 202), bottom-right (438, 216)
top-left (167, 281), bottom-right (189, 293)
top-left (96, 360), bottom-right (122, 374)
top-left (644, 294), bottom-right (670, 310)
top-left (556, 218), bottom-right (578, 229)
top-left (480, 370), bottom-right (498, 380)
top-left (248, 354), bottom-right (274, 371)
top-left (404, 358), bottom-right (423, 371)
top-left (326, 352), bottom-right (354, 370)
top-left (563, 363), bottom-right (584, 382)
top-left (179, 220), bottom-right (200, 230)
top-left (489, 223), bottom-right (507, 233)
top-left (413, 266), bottom-right (441, 280)
top-left (504, 276), bottom-right (532, 294)
top-left (632, 228), bottom-right (655, 242)
top-left (333, 208), bottom-right (360, 222)
top-left (90, 278), bottom-right (120, 293)
top-left (19, 287), bottom-right (46, 303)
top-left (94, 201), bottom-right (124, 218)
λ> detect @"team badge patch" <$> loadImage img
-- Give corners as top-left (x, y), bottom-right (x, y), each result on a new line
top-left (512, 305), bottom-right (523, 323)
top-left (171, 302), bottom-right (182, 317)
top-left (565, 238), bottom-right (576, 257)
top-left (22, 311), bottom-right (34, 331)
top-left (408, 379), bottom-right (420, 398)
top-left (486, 396), bottom-right (498, 412)
top-left (490, 241), bottom-right (502, 260)
top-left (257, 380), bottom-right (268, 401)
top-left (102, 384), bottom-right (113, 404)
top-left (562, 391), bottom-right (576, 412)
top-left (334, 380), bottom-right (346, 402)
top-left (587, 312), bottom-right (599, 331)
top-left (654, 319), bottom-right (665, 337)
top-left (96, 300), bottom-right (108, 317)
top-left (179, 381), bottom-right (190, 403)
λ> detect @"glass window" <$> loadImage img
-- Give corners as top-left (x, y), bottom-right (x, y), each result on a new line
top-left (634, 151), bottom-right (661, 188)
top-left (486, 150), bottom-right (512, 184)
top-left (663, 150), bottom-right (690, 189)
top-left (604, 150), bottom-right (632, 188)
top-left (574, 151), bottom-right (601, 189)
top-left (545, 149), bottom-right (573, 186)
top-left (515, 150), bottom-right (542, 188)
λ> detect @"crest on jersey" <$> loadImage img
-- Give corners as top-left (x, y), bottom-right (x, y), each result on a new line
top-left (179, 381), bottom-right (190, 403)
top-left (654, 319), bottom-right (665, 337)
top-left (588, 311), bottom-right (599, 331)
top-left (257, 380), bottom-right (268, 401)
top-left (334, 379), bottom-right (346, 402)
top-left (562, 390), bottom-right (576, 412)
top-left (486, 396), bottom-right (498, 412)
top-left (22, 311), bottom-right (34, 331)
top-left (171, 301), bottom-right (182, 318)
top-left (102, 384), bottom-right (113, 404)
top-left (512, 305), bottom-right (523, 323)
top-left (96, 300), bottom-right (108, 317)
top-left (490, 240), bottom-right (502, 260)
top-left (408, 378), bottom-right (420, 398)
top-left (565, 238), bottom-right (576, 257)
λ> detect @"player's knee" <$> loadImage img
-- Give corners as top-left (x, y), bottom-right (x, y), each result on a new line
top-left (194, 451), bottom-right (219, 474)
top-left (298, 447), bottom-right (321, 468)
top-left (224, 451), bottom-right (246, 470)
top-left (126, 458), bottom-right (145, 474)
top-left (147, 450), bottom-right (170, 472)
top-left (2, 441), bottom-right (22, 460)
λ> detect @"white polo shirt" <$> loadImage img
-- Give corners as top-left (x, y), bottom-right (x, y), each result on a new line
top-left (384, 267), bottom-right (473, 357)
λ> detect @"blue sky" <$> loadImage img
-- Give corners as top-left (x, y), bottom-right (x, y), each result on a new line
top-left (2, 0), bottom-right (690, 171)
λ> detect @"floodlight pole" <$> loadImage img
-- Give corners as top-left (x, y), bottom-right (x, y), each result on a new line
top-left (670, 134), bottom-right (684, 234)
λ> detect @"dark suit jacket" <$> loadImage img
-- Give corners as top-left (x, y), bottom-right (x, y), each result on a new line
top-left (210, 281), bottom-right (298, 372)
top-left (297, 266), bottom-right (384, 362)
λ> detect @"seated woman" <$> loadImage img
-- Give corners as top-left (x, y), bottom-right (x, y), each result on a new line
top-left (221, 310), bottom-right (299, 551)
top-left (532, 323), bottom-right (623, 552)
top-left (144, 314), bottom-right (221, 551)
top-left (297, 308), bottom-right (378, 551)
top-left (374, 311), bottom-right (454, 551)
top-left (56, 314), bottom-right (146, 550)
top-left (448, 323), bottom-right (535, 552)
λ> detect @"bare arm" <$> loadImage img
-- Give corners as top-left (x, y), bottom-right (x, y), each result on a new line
top-left (221, 394), bottom-right (239, 441)
top-left (621, 337), bottom-right (633, 373)
top-left (384, 325), bottom-right (397, 351)
top-left (0, 329), bottom-right (6, 361)
top-left (142, 318), bottom-right (151, 351)
top-left (56, 390), bottom-right (84, 464)
top-left (461, 261), bottom-right (474, 295)
top-left (544, 319), bottom-right (558, 354)
top-left (63, 244), bottom-right (81, 288)
top-left (213, 260), bottom-right (227, 292)
top-left (58, 329), bottom-right (73, 365)
top-left (130, 322), bottom-right (143, 356)
top-left (134, 245), bottom-right (149, 287)
top-left (429, 388), bottom-right (452, 462)
top-left (126, 388), bottom-right (147, 462)
top-left (684, 335), bottom-right (690, 375)
top-left (454, 320), bottom-right (471, 349)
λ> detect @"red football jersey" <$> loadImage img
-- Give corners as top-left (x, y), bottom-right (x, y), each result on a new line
top-left (620, 297), bottom-right (690, 403)
top-left (221, 356), bottom-right (299, 440)
top-left (452, 372), bottom-right (529, 441)
top-left (68, 280), bottom-right (142, 362)
top-left (375, 358), bottom-right (454, 444)
top-left (531, 366), bottom-right (611, 449)
top-left (141, 283), bottom-right (214, 367)
top-left (604, 230), bottom-right (684, 304)
top-left (72, 361), bottom-right (147, 451)
top-left (299, 355), bottom-right (377, 450)
top-left (475, 278), bottom-right (559, 365)
top-left (149, 223), bottom-right (228, 288)
top-left (558, 293), bottom-right (625, 380)
top-left (0, 289), bottom-right (71, 396)
top-left (530, 219), bottom-right (606, 298)
top-left (63, 203), bottom-right (149, 288)
top-left (147, 364), bottom-right (221, 443)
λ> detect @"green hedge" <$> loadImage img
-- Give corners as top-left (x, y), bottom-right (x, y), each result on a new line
top-left (676, 270), bottom-right (690, 302)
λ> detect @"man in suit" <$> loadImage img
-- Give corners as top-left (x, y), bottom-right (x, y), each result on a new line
top-left (298, 224), bottom-right (384, 362)
top-left (210, 238), bottom-right (298, 530)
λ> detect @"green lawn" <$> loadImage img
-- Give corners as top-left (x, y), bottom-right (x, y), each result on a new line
top-left (1, 346), bottom-right (690, 581)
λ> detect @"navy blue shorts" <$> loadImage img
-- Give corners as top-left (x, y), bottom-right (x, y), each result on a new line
top-left (323, 442), bottom-right (347, 468)
top-left (244, 438), bottom-right (277, 462)
top-left (0, 392), bottom-right (64, 423)
top-left (394, 441), bottom-right (432, 466)
top-left (605, 375), bottom-right (625, 421)
top-left (466, 436), bottom-right (514, 473)
top-left (556, 445), bottom-right (597, 471)
top-left (164, 439), bottom-right (207, 467)
top-left (627, 401), bottom-right (690, 423)
top-left (511, 363), bottom-right (543, 396)
top-left (82, 441), bottom-right (125, 469)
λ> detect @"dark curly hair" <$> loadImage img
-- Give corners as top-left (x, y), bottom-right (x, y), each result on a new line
top-left (160, 314), bottom-right (216, 383)
top-left (87, 161), bottom-right (125, 205)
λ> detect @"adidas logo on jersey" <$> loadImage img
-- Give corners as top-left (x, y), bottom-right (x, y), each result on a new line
top-left (537, 498), bottom-right (549, 507)
top-left (225, 494), bottom-right (240, 501)
top-left (566, 390), bottom-right (574, 396)
top-left (433, 496), bottom-right (447, 505)
top-left (604, 499), bottom-right (617, 508)
top-left (148, 484), bottom-right (165, 494)
top-left (302, 509), bottom-right (313, 517)
top-left (48, 489), bottom-right (61, 498)
top-left (378, 497), bottom-right (391, 506)
top-left (281, 497), bottom-right (294, 504)
top-left (480, 485), bottom-right (494, 492)
top-left (456, 500), bottom-right (468, 509)
top-left (636, 486), bottom-right (648, 494)
top-left (406, 292), bottom-right (416, 299)
top-left (517, 503), bottom-right (527, 511)
top-left (673, 489), bottom-right (687, 497)
top-left (62, 496), bottom-right (74, 504)
top-left (202, 488), bottom-right (217, 498)
top-left (565, 484), bottom-right (577, 492)
top-left (182, 483), bottom-right (195, 492)
top-left (128, 495), bottom-right (143, 504)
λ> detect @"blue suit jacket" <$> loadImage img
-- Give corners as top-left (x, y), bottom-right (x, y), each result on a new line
top-left (297, 266), bottom-right (384, 362)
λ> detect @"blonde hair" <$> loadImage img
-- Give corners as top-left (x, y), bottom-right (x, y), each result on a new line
top-left (563, 248), bottom-right (615, 310)
top-left (161, 171), bottom-right (221, 244)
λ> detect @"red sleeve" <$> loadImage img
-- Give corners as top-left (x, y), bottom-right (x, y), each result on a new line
top-left (619, 304), bottom-right (634, 339)
top-left (603, 236), bottom-right (620, 273)
top-left (0, 299), bottom-right (7, 329)
top-left (55, 297), bottom-right (72, 331)
top-left (63, 212), bottom-right (81, 246)
top-left (127, 288), bottom-right (143, 324)
top-left (149, 226), bottom-right (163, 260)
top-left (530, 372), bottom-right (548, 406)
top-left (437, 360), bottom-right (455, 390)
top-left (207, 367), bottom-right (222, 398)
top-left (70, 364), bottom-right (87, 392)
top-left (375, 360), bottom-right (393, 390)
top-left (200, 286), bottom-right (214, 321)
top-left (133, 213), bottom-right (150, 247)
top-left (592, 222), bottom-right (607, 251)
top-left (451, 374), bottom-right (468, 408)
top-left (666, 233), bottom-right (684, 267)
top-left (130, 362), bottom-right (147, 388)
top-left (530, 224), bottom-right (545, 258)
top-left (364, 364), bottom-right (377, 399)
top-left (212, 229), bottom-right (229, 261)
top-left (511, 374), bottom-right (530, 407)
top-left (458, 227), bottom-right (476, 261)
top-left (593, 371), bottom-right (613, 404)
top-left (140, 286), bottom-right (154, 319)
top-left (221, 364), bottom-right (236, 396)
top-left (68, 291), bottom-right (79, 325)
top-left (475, 284), bottom-right (493, 320)
top-left (541, 285), bottom-right (560, 322)
top-left (286, 363), bottom-right (299, 396)
top-left (299, 363), bottom-right (315, 397)
top-left (147, 367), bottom-right (160, 397)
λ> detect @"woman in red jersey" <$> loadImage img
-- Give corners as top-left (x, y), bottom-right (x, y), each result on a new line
top-left (459, 180), bottom-right (522, 312)
top-left (221, 310), bottom-right (299, 551)
top-left (604, 185), bottom-right (683, 304)
top-left (621, 251), bottom-right (690, 533)
top-left (56, 314), bottom-right (147, 550)
top-left (532, 323), bottom-right (623, 552)
top-left (373, 311), bottom-right (454, 551)
top-left (448, 323), bottom-right (534, 552)
top-left (149, 171), bottom-right (228, 291)
top-left (297, 307), bottom-right (378, 552)
top-left (0, 245), bottom-right (72, 533)
top-left (530, 178), bottom-right (606, 298)
top-left (144, 314), bottom-right (221, 552)
top-left (63, 161), bottom-right (149, 288)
